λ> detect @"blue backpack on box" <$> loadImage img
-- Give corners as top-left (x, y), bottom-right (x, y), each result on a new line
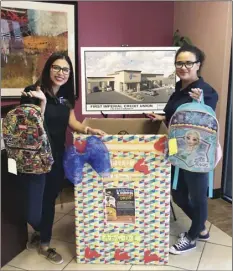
top-left (168, 96), bottom-right (222, 197)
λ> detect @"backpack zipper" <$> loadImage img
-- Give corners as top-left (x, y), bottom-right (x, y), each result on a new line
top-left (5, 145), bottom-right (41, 151)
top-left (169, 109), bottom-right (218, 129)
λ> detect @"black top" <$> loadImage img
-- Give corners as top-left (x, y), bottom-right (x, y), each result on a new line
top-left (163, 77), bottom-right (218, 126)
top-left (20, 86), bottom-right (74, 154)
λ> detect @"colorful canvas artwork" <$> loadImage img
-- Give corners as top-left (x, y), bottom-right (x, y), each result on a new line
top-left (1, 1), bottom-right (75, 97)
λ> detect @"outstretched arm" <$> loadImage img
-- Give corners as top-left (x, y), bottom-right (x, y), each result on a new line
top-left (68, 110), bottom-right (106, 135)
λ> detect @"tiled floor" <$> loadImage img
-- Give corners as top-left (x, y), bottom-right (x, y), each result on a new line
top-left (56, 186), bottom-right (233, 237)
top-left (207, 198), bottom-right (232, 236)
top-left (2, 202), bottom-right (232, 271)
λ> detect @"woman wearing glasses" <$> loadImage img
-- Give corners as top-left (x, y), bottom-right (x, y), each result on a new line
top-left (20, 52), bottom-right (106, 264)
top-left (149, 44), bottom-right (218, 254)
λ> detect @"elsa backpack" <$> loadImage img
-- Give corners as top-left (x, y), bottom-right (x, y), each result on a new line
top-left (168, 95), bottom-right (222, 197)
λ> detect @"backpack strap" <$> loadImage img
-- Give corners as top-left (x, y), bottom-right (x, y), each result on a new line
top-left (192, 91), bottom-right (205, 105)
top-left (172, 166), bottom-right (179, 190)
top-left (208, 170), bottom-right (214, 198)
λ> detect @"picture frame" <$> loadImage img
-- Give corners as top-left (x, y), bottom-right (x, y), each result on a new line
top-left (81, 47), bottom-right (179, 115)
top-left (1, 1), bottom-right (78, 99)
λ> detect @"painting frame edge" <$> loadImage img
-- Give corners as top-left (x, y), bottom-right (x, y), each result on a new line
top-left (1, 1), bottom-right (78, 100)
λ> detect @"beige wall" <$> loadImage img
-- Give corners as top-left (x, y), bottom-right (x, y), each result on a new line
top-left (123, 71), bottom-right (141, 83)
top-left (174, 1), bottom-right (232, 189)
top-left (87, 77), bottom-right (114, 93)
top-left (114, 73), bottom-right (123, 91)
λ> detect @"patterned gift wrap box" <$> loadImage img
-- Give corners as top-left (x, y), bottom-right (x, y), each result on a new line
top-left (74, 134), bottom-right (171, 265)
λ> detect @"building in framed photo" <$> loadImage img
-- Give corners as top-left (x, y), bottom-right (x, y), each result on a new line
top-left (1, 1), bottom-right (77, 98)
top-left (81, 47), bottom-right (179, 114)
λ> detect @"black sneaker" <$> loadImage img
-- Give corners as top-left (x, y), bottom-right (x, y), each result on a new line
top-left (170, 233), bottom-right (196, 255)
top-left (26, 232), bottom-right (40, 251)
top-left (38, 247), bottom-right (64, 265)
top-left (179, 231), bottom-right (210, 241)
top-left (198, 232), bottom-right (210, 241)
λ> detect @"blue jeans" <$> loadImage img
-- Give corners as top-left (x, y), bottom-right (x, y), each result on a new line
top-left (171, 167), bottom-right (208, 240)
top-left (19, 152), bottom-right (64, 245)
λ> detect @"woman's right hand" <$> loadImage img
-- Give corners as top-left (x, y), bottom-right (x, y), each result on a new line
top-left (21, 86), bottom-right (46, 103)
top-left (146, 113), bottom-right (166, 121)
top-left (21, 86), bottom-right (47, 117)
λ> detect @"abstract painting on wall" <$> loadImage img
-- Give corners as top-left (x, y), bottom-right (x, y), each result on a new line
top-left (1, 1), bottom-right (76, 97)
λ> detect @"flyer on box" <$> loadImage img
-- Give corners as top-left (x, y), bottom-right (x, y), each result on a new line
top-left (104, 188), bottom-right (135, 224)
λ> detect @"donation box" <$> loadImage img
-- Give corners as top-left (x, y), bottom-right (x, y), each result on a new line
top-left (73, 118), bottom-right (171, 265)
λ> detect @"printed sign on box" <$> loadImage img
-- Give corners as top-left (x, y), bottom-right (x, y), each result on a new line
top-left (73, 133), bottom-right (171, 265)
top-left (105, 188), bottom-right (135, 224)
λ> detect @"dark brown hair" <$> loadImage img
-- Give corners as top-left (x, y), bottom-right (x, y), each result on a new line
top-left (35, 51), bottom-right (75, 107)
top-left (175, 44), bottom-right (205, 75)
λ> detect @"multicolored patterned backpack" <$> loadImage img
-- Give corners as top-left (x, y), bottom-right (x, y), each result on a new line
top-left (3, 104), bottom-right (54, 174)
top-left (168, 96), bottom-right (222, 197)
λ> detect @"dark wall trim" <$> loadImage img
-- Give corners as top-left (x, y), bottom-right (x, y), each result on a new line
top-left (221, 45), bottom-right (232, 201)
top-left (1, 104), bottom-right (18, 118)
top-left (212, 188), bottom-right (222, 199)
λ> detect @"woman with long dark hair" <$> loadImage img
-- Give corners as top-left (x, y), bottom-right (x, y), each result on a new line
top-left (20, 52), bottom-right (105, 264)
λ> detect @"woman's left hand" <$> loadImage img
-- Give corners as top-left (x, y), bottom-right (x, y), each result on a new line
top-left (88, 127), bottom-right (107, 136)
top-left (189, 88), bottom-right (203, 102)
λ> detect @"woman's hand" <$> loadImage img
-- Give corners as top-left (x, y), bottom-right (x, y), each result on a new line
top-left (21, 86), bottom-right (46, 102)
top-left (68, 110), bottom-right (107, 135)
top-left (21, 86), bottom-right (47, 117)
top-left (189, 88), bottom-right (203, 102)
top-left (87, 127), bottom-right (107, 136)
top-left (146, 113), bottom-right (166, 122)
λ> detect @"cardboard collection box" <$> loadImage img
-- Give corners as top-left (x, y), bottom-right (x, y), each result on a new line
top-left (73, 118), bottom-right (171, 265)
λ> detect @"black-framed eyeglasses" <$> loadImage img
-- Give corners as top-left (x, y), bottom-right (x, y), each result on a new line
top-left (175, 61), bottom-right (199, 69)
top-left (51, 65), bottom-right (70, 75)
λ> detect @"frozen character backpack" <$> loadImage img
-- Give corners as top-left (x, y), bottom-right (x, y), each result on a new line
top-left (168, 95), bottom-right (222, 197)
top-left (2, 104), bottom-right (54, 174)
top-left (63, 135), bottom-right (111, 185)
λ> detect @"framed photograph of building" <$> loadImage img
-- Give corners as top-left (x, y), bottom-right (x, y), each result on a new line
top-left (1, 1), bottom-right (77, 98)
top-left (81, 47), bottom-right (179, 114)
